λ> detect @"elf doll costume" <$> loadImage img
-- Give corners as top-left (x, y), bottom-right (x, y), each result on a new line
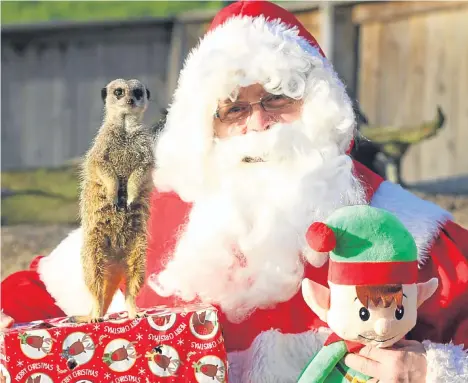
top-left (1, 1), bottom-right (468, 382)
top-left (298, 205), bottom-right (438, 383)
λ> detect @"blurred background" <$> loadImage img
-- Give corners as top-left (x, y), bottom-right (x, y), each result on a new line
top-left (2, 0), bottom-right (468, 279)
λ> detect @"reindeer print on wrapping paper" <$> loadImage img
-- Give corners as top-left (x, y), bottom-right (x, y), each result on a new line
top-left (26, 376), bottom-right (41, 383)
top-left (103, 342), bottom-right (139, 366)
top-left (62, 334), bottom-right (95, 359)
top-left (145, 345), bottom-right (181, 376)
top-left (18, 332), bottom-right (54, 354)
top-left (193, 361), bottom-right (226, 382)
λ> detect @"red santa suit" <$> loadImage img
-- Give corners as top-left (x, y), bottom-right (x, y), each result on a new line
top-left (2, 1), bottom-right (468, 382)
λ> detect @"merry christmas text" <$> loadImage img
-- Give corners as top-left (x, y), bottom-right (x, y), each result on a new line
top-left (112, 375), bottom-right (142, 383)
top-left (148, 322), bottom-right (187, 342)
top-left (191, 336), bottom-right (224, 350)
top-left (61, 368), bottom-right (99, 383)
top-left (15, 362), bottom-right (54, 381)
top-left (104, 319), bottom-right (140, 334)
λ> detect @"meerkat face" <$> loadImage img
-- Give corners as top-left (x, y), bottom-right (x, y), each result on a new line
top-left (101, 78), bottom-right (151, 117)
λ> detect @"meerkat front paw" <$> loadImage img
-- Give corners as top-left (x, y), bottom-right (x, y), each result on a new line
top-left (111, 196), bottom-right (119, 209)
top-left (128, 310), bottom-right (147, 320)
top-left (127, 193), bottom-right (138, 209)
top-left (125, 297), bottom-right (144, 319)
top-left (71, 315), bottom-right (101, 324)
top-left (106, 189), bottom-right (119, 209)
top-left (127, 306), bottom-right (137, 320)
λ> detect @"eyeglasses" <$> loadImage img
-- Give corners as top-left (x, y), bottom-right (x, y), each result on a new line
top-left (214, 94), bottom-right (297, 123)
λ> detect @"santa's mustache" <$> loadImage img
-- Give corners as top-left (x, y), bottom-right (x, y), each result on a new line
top-left (211, 120), bottom-right (316, 166)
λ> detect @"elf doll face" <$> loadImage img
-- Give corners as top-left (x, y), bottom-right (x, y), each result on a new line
top-left (327, 282), bottom-right (418, 348)
top-left (302, 277), bottom-right (438, 349)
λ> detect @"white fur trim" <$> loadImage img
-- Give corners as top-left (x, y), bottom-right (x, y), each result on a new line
top-left (37, 228), bottom-right (126, 317)
top-left (227, 327), bottom-right (331, 383)
top-left (370, 181), bottom-right (453, 265)
top-left (154, 15), bottom-right (355, 202)
top-left (303, 249), bottom-right (329, 268)
top-left (422, 340), bottom-right (468, 383)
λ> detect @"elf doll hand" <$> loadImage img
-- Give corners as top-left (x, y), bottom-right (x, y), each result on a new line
top-left (344, 339), bottom-right (427, 383)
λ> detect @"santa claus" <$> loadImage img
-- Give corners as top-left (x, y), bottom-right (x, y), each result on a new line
top-left (2, 1), bottom-right (467, 382)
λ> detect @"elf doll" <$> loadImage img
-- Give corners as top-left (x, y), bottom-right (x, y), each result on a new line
top-left (297, 205), bottom-right (439, 383)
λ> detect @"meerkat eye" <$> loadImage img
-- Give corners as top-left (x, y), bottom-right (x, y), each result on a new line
top-left (114, 88), bottom-right (124, 98)
top-left (133, 88), bottom-right (144, 100)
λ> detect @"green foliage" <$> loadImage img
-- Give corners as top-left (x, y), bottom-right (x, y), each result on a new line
top-left (1, 1), bottom-right (224, 25)
top-left (1, 165), bottom-right (80, 225)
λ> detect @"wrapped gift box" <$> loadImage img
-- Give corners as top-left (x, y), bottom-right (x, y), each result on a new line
top-left (0, 304), bottom-right (228, 383)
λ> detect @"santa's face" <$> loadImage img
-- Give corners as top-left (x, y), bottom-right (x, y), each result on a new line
top-left (213, 84), bottom-right (302, 142)
top-left (151, 84), bottom-right (366, 323)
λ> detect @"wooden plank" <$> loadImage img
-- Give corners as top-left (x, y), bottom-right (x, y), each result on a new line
top-left (353, 1), bottom-right (468, 25)
top-left (46, 44), bottom-right (67, 167)
top-left (165, 21), bottom-right (185, 103)
top-left (1, 47), bottom-right (23, 169)
top-left (453, 8), bottom-right (468, 176)
top-left (295, 10), bottom-right (321, 44)
top-left (414, 8), bottom-right (456, 181)
top-left (332, 5), bottom-right (359, 100)
top-left (399, 15), bottom-right (428, 183)
top-left (146, 40), bottom-right (169, 116)
top-left (356, 21), bottom-right (382, 125)
top-left (22, 47), bottom-right (45, 167)
top-left (65, 44), bottom-right (83, 161)
top-left (319, 3), bottom-right (334, 59)
top-left (78, 42), bottom-right (100, 158)
top-left (375, 17), bottom-right (410, 128)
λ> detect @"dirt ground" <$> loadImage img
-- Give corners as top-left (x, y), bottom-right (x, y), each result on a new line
top-left (2, 192), bottom-right (468, 281)
top-left (1, 224), bottom-right (79, 280)
top-left (413, 192), bottom-right (468, 227)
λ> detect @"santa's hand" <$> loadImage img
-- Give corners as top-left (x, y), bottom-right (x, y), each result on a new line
top-left (0, 311), bottom-right (14, 329)
top-left (343, 339), bottom-right (427, 383)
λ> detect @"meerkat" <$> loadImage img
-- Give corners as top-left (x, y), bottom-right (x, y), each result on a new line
top-left (77, 78), bottom-right (155, 323)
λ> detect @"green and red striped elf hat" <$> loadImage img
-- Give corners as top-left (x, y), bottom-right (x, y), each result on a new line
top-left (306, 205), bottom-right (418, 286)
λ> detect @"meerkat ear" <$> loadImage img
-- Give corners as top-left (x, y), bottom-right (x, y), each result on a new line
top-left (146, 88), bottom-right (151, 100)
top-left (101, 87), bottom-right (107, 103)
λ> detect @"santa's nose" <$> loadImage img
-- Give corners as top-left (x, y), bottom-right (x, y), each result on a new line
top-left (246, 105), bottom-right (270, 132)
top-left (374, 318), bottom-right (393, 336)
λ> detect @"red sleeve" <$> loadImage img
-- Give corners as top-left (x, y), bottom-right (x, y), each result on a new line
top-left (1, 256), bottom-right (65, 324)
top-left (411, 220), bottom-right (468, 346)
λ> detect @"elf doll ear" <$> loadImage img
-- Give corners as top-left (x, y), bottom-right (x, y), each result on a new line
top-left (302, 278), bottom-right (330, 322)
top-left (303, 222), bottom-right (336, 268)
top-left (417, 277), bottom-right (439, 308)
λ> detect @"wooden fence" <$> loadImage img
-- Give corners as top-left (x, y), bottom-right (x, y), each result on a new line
top-left (354, 1), bottom-right (468, 184)
top-left (2, 1), bottom-right (467, 186)
top-left (1, 19), bottom-right (173, 169)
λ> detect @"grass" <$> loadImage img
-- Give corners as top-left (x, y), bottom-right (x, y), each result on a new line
top-left (1, 1), bottom-right (225, 25)
top-left (1, 164), bottom-right (81, 225)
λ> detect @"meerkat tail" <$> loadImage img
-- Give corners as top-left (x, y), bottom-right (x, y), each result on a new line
top-left (96, 266), bottom-right (125, 321)
top-left (80, 239), bottom-right (125, 323)
top-left (124, 236), bottom-right (147, 319)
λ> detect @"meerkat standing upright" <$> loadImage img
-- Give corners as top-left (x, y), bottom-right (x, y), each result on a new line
top-left (78, 78), bottom-right (154, 322)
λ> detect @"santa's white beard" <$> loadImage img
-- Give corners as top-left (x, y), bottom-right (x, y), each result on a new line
top-left (150, 121), bottom-right (367, 323)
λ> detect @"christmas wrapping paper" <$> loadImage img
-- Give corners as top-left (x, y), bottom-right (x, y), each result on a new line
top-left (0, 304), bottom-right (228, 383)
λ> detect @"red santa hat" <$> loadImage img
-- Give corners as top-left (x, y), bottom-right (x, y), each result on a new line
top-left (154, 0), bottom-right (357, 201)
top-left (208, 0), bottom-right (326, 58)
